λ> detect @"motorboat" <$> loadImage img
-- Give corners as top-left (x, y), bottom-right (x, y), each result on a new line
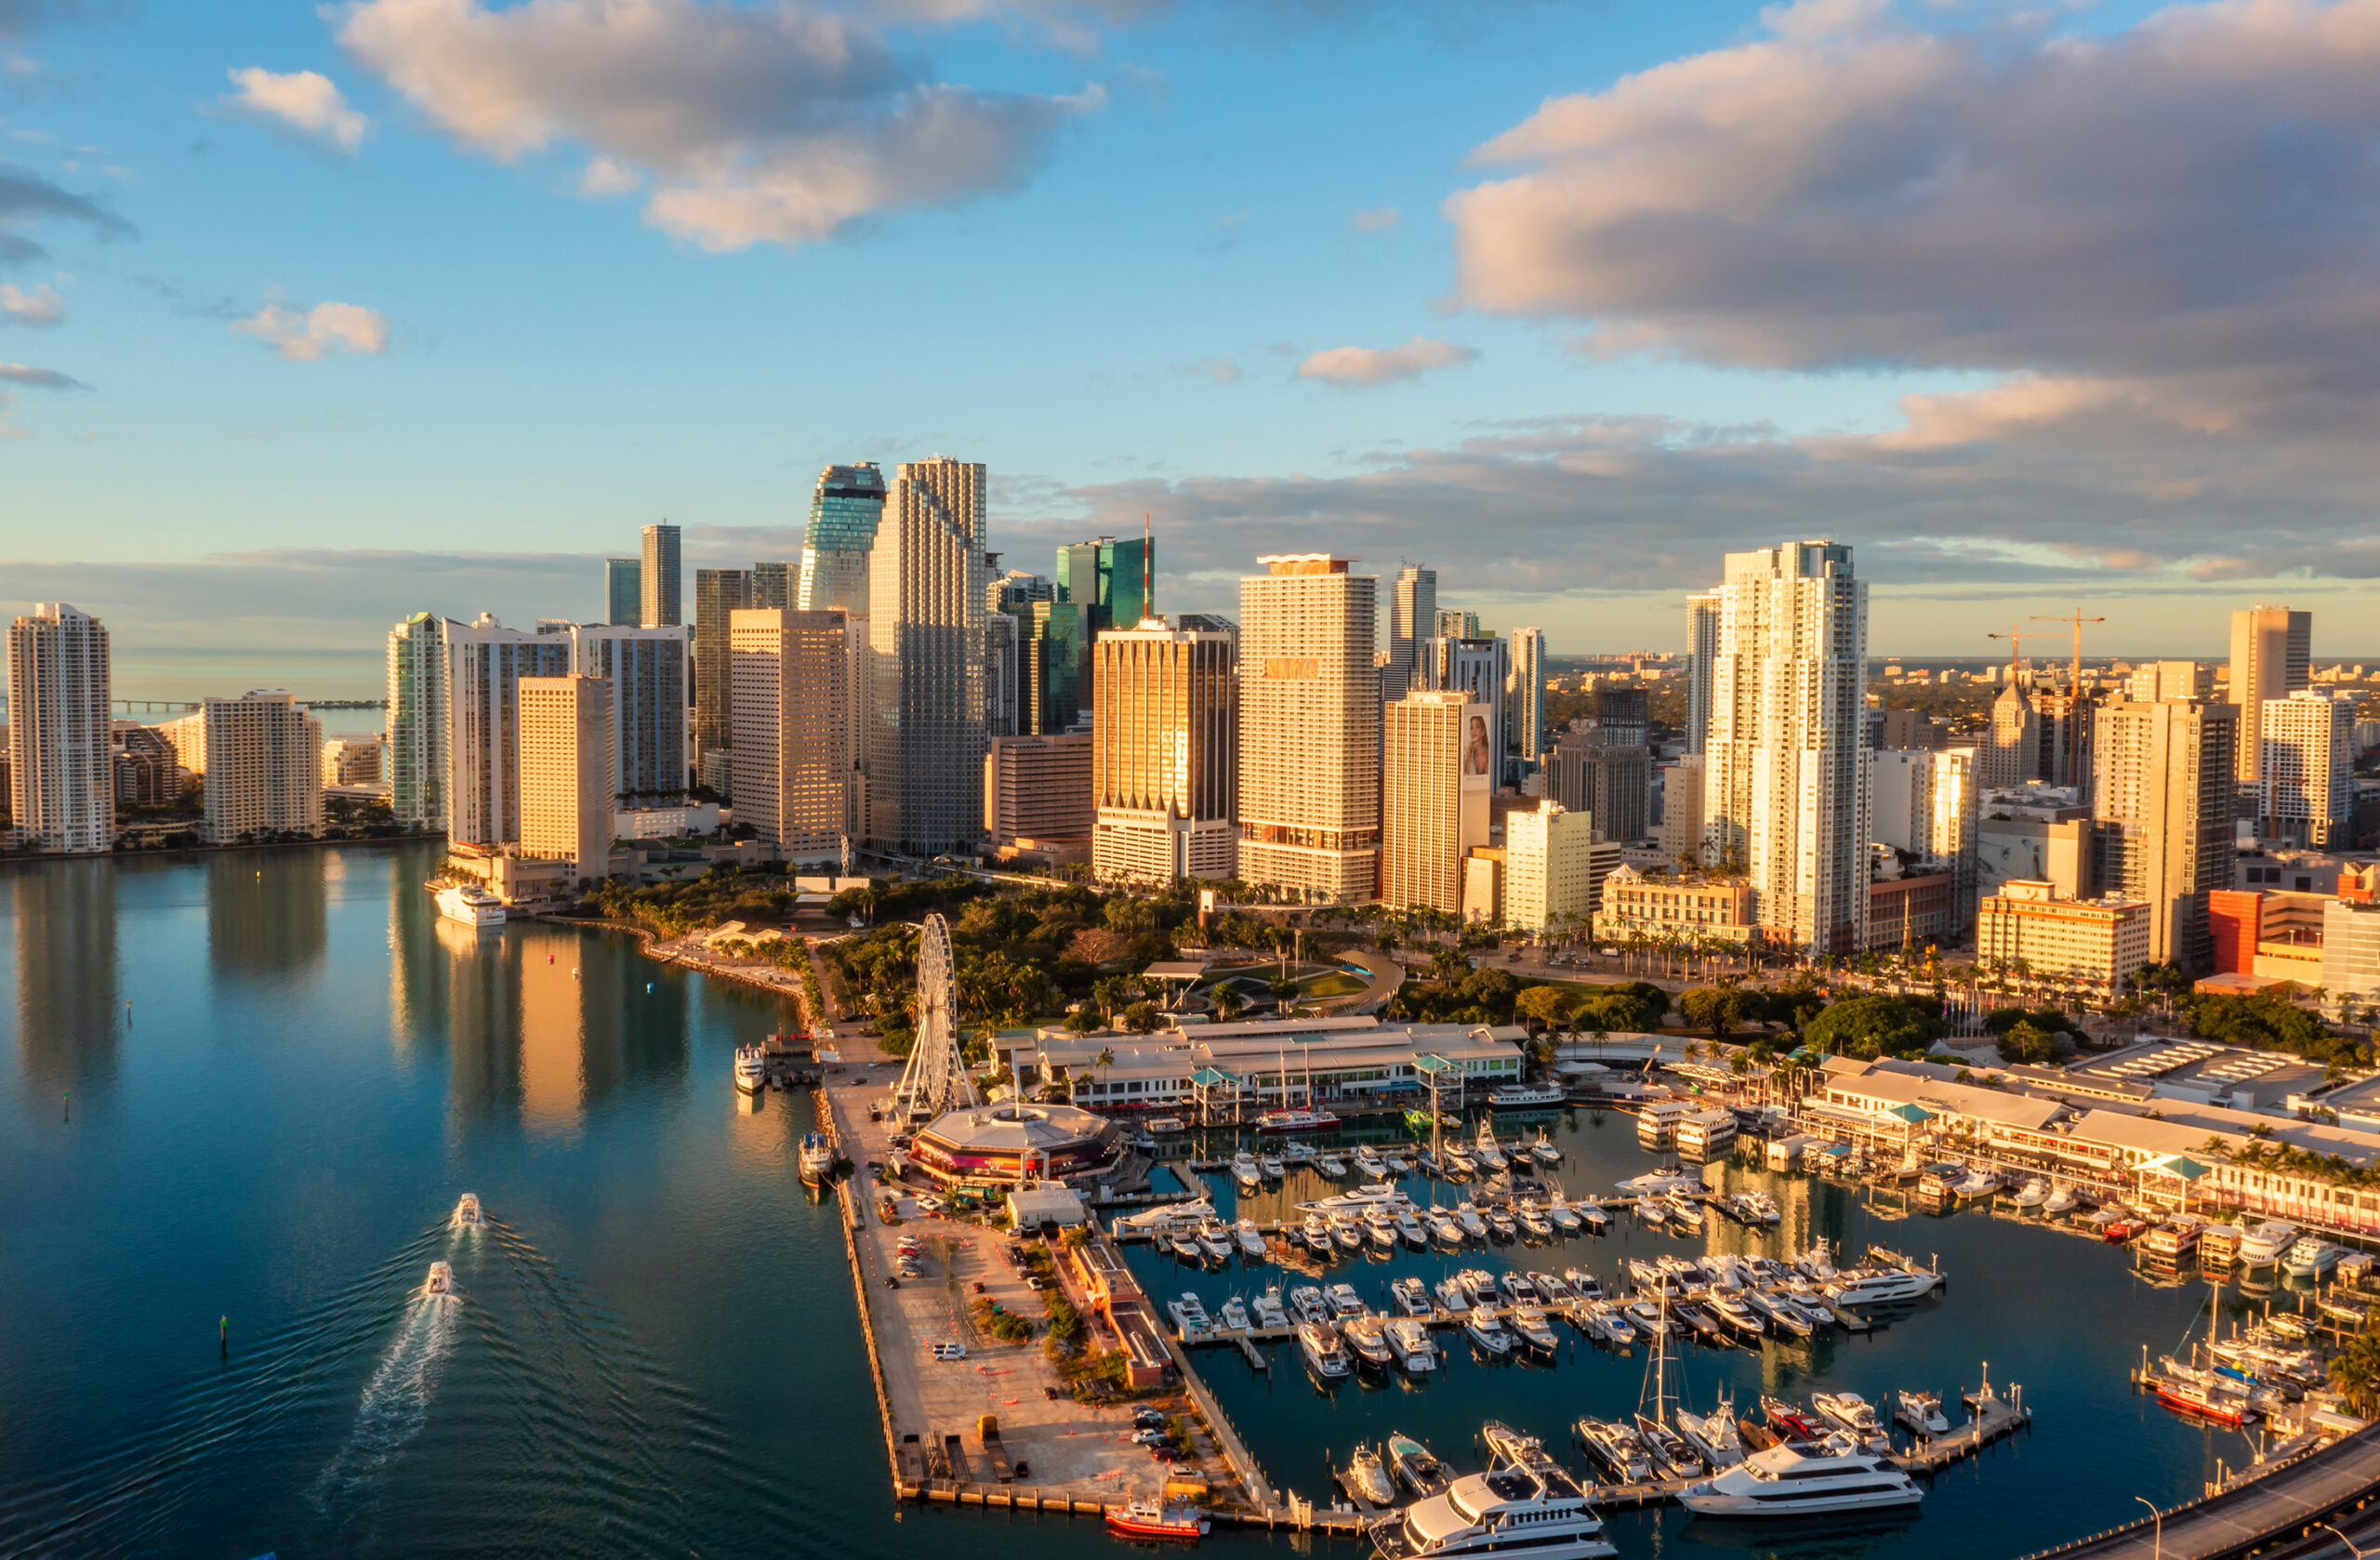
top-left (2153, 1370), bottom-right (2254, 1427)
top-left (452, 1192), bottom-right (484, 1228)
top-left (1575, 1418), bottom-right (1653, 1484)
top-left (1219, 1296), bottom-right (1251, 1331)
top-left (2043, 1183), bottom-right (2080, 1217)
top-left (1548, 1203), bottom-right (1583, 1236)
top-left (1473, 1128), bottom-right (1509, 1173)
top-left (1258, 1152), bottom-right (1287, 1180)
top-left (1392, 1276), bottom-right (1433, 1315)
top-left (1590, 1303), bottom-right (1635, 1347)
top-left (1662, 1191), bottom-right (1706, 1232)
top-left (1680, 1443), bottom-right (1924, 1516)
top-left (1528, 1271), bottom-right (1569, 1304)
top-left (734, 1045), bottom-right (768, 1094)
top-left (1197, 1221), bottom-right (1236, 1263)
top-left (1397, 1210), bottom-right (1429, 1248)
top-left (1760, 1396), bottom-right (1823, 1441)
top-left (1145, 1116), bottom-right (1187, 1135)
top-left (1674, 1302), bottom-right (1726, 1345)
top-left (1117, 1197), bottom-right (1221, 1236)
top-left (2283, 1236), bottom-right (2345, 1277)
top-left (1488, 1083), bottom-right (1567, 1111)
top-left (1355, 1146), bottom-right (1389, 1178)
top-left (1387, 1317), bottom-right (1439, 1372)
top-left (1501, 1271), bottom-right (1538, 1304)
top-left (1508, 1305), bottom-right (1560, 1355)
top-left (424, 1261), bottom-right (456, 1296)
top-left (1455, 1203), bottom-right (1488, 1239)
top-left (1563, 1266), bottom-right (1603, 1302)
top-left (1675, 1401), bottom-right (1746, 1469)
top-left (1517, 1207), bottom-right (1554, 1240)
top-left (1812, 1392), bottom-right (1891, 1453)
top-left (1289, 1286), bottom-right (1329, 1326)
top-left (433, 880), bottom-right (506, 927)
top-left (1428, 1211), bottom-right (1465, 1248)
top-left (1434, 1276), bottom-right (1473, 1314)
top-left (1531, 1129), bottom-right (1563, 1164)
top-left (1481, 1421), bottom-right (1577, 1492)
top-left (1342, 1315), bottom-right (1397, 1371)
top-left (1326, 1282), bottom-right (1367, 1318)
top-left (1709, 1291), bottom-right (1766, 1339)
top-left (1167, 1293), bottom-right (1212, 1334)
top-left (1895, 1390), bottom-right (1951, 1437)
top-left (1235, 1219), bottom-right (1267, 1258)
top-left (1256, 1108), bottom-right (1341, 1133)
top-left (1633, 1415), bottom-right (1707, 1479)
top-left (1825, 1267), bottom-right (1943, 1305)
top-left (2241, 1222), bottom-right (2302, 1268)
top-left (1738, 1190), bottom-right (1781, 1225)
top-left (1389, 1432), bottom-right (1454, 1498)
top-left (1299, 1320), bottom-right (1352, 1379)
top-left (1571, 1197), bottom-right (1611, 1235)
top-left (1302, 1222), bottom-right (1334, 1260)
top-left (1253, 1287), bottom-right (1289, 1329)
top-left (1370, 1463), bottom-right (1617, 1560)
top-left (1385, 1155), bottom-right (1413, 1175)
top-left (2010, 1178), bottom-right (2050, 1209)
top-left (1333, 1218), bottom-right (1365, 1253)
top-left (1344, 1442), bottom-right (1397, 1506)
top-left (1466, 1311), bottom-right (1514, 1355)
top-left (799, 1132), bottom-right (835, 1184)
top-left (1105, 1499), bottom-right (1210, 1540)
top-left (1745, 1289), bottom-right (1813, 1337)
top-left (1170, 1233), bottom-right (1202, 1262)
top-left (1443, 1147), bottom-right (1477, 1177)
top-left (1319, 1154), bottom-right (1350, 1178)
top-left (1488, 1208), bottom-right (1519, 1241)
top-left (1368, 1215), bottom-right (1402, 1253)
top-left (1233, 1152), bottom-right (1263, 1192)
top-left (1952, 1168), bottom-right (2003, 1199)
top-left (1461, 1269), bottom-right (1502, 1306)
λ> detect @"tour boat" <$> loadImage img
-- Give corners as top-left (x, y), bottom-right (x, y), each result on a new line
top-left (1105, 1500), bottom-right (1210, 1540)
top-left (452, 1192), bottom-right (484, 1228)
top-left (1389, 1432), bottom-right (1454, 1498)
top-left (1343, 1442), bottom-right (1396, 1506)
top-left (1370, 1463), bottom-right (1617, 1560)
top-left (1299, 1320), bottom-right (1351, 1379)
top-left (424, 1261), bottom-right (456, 1296)
top-left (2154, 1372), bottom-right (2253, 1427)
top-left (2240, 1222), bottom-right (2301, 1268)
top-left (1388, 1317), bottom-right (1439, 1372)
top-left (1257, 1107), bottom-right (1340, 1133)
top-left (1636, 1098), bottom-right (1694, 1148)
top-left (1488, 1083), bottom-right (1566, 1111)
top-left (1896, 1390), bottom-right (1951, 1437)
top-left (1676, 1109), bottom-right (1738, 1160)
top-left (799, 1132), bottom-right (835, 1183)
top-left (433, 880), bottom-right (506, 927)
top-left (1680, 1443), bottom-right (1924, 1517)
top-left (734, 1045), bottom-right (768, 1094)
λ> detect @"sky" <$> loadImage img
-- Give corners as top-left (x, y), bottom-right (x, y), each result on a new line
top-left (4, 0), bottom-right (2379, 700)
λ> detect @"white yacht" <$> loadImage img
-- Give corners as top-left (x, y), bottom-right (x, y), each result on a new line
top-left (1219, 1296), bottom-right (1251, 1331)
top-left (2043, 1183), bottom-right (2081, 1217)
top-left (451, 1192), bottom-right (484, 1229)
top-left (1167, 1293), bottom-right (1212, 1333)
top-left (1826, 1267), bottom-right (1943, 1305)
top-left (1636, 1098), bottom-right (1694, 1148)
top-left (1465, 1311), bottom-right (1514, 1355)
top-left (1345, 1442), bottom-right (1397, 1506)
top-left (1434, 1276), bottom-right (1473, 1313)
top-left (1455, 1203), bottom-right (1488, 1239)
top-left (1386, 1317), bottom-right (1439, 1372)
top-left (1676, 1401), bottom-right (1746, 1468)
top-left (1680, 1443), bottom-right (1923, 1517)
top-left (1253, 1286), bottom-right (1289, 1329)
top-left (2241, 1221), bottom-right (2302, 1268)
top-left (799, 1132), bottom-right (835, 1184)
top-left (1197, 1220), bottom-right (1236, 1263)
top-left (424, 1261), bottom-right (456, 1296)
top-left (1373, 1464), bottom-right (1617, 1560)
top-left (1473, 1127), bottom-right (1510, 1172)
top-left (1488, 1082), bottom-right (1567, 1111)
top-left (1530, 1129), bottom-right (1563, 1164)
top-left (2010, 1178), bottom-right (2050, 1209)
top-left (1233, 1151), bottom-right (1263, 1192)
top-left (1116, 1197), bottom-right (1218, 1236)
top-left (1299, 1320), bottom-right (1352, 1379)
top-left (1289, 1286), bottom-right (1330, 1326)
top-left (1391, 1276), bottom-right (1433, 1315)
top-left (1508, 1304), bottom-right (1560, 1355)
top-left (1327, 1281), bottom-right (1368, 1318)
top-left (1429, 1210), bottom-right (1465, 1248)
top-left (734, 1044), bottom-right (768, 1094)
top-left (433, 880), bottom-right (506, 927)
top-left (1318, 1154), bottom-right (1349, 1178)
top-left (1355, 1145), bottom-right (1389, 1178)
top-left (1396, 1210), bottom-right (1429, 1248)
top-left (1896, 1390), bottom-right (1951, 1437)
top-left (2284, 1236), bottom-right (2345, 1277)
top-left (1236, 1218), bottom-right (1268, 1258)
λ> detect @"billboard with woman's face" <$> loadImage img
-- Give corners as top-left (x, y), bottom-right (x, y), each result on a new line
top-left (1465, 713), bottom-right (1492, 778)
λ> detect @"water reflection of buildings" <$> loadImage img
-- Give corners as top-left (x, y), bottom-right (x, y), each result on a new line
top-left (206, 852), bottom-right (327, 976)
top-left (11, 860), bottom-right (121, 1106)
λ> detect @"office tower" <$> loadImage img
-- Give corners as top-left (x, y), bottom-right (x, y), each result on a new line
top-left (1871, 749), bottom-right (1936, 856)
top-left (867, 456), bottom-right (990, 853)
top-left (990, 568), bottom-right (1053, 614)
top-left (1015, 600), bottom-right (1091, 734)
top-left (1685, 590), bottom-right (1720, 755)
top-left (1435, 609), bottom-right (1479, 641)
top-left (1583, 686), bottom-right (1649, 748)
top-left (692, 568), bottom-right (751, 771)
top-left (570, 624), bottom-right (690, 802)
top-left (750, 561), bottom-right (791, 610)
top-left (799, 463), bottom-right (888, 613)
top-left (640, 522), bottom-right (681, 628)
top-left (1382, 691), bottom-right (1489, 914)
top-left (516, 675), bottom-right (614, 880)
top-left (1702, 539), bottom-right (1871, 958)
top-left (2260, 689), bottom-right (2355, 847)
top-left (985, 734), bottom-right (1094, 848)
top-left (1502, 800), bottom-right (1598, 932)
top-left (443, 614), bottom-right (574, 846)
top-left (320, 734), bottom-right (381, 787)
top-left (200, 690), bottom-right (324, 843)
top-left (1546, 734), bottom-right (1650, 842)
top-left (1658, 755), bottom-right (1705, 862)
top-left (387, 611), bottom-right (447, 829)
top-left (985, 612), bottom-right (1022, 737)
top-left (2091, 697), bottom-right (2238, 967)
top-left (1390, 563), bottom-right (1436, 703)
top-left (1091, 617), bottom-right (1237, 882)
top-left (1511, 627), bottom-right (1547, 764)
top-left (1870, 745), bottom-right (1977, 926)
top-left (1933, 747), bottom-right (1979, 929)
top-left (2032, 681), bottom-right (2097, 793)
top-left (604, 558), bottom-right (641, 625)
top-left (2129, 660), bottom-right (2207, 702)
top-left (1979, 681), bottom-right (2043, 789)
top-left (730, 608), bottom-right (847, 863)
top-left (7, 602), bottom-right (112, 853)
top-left (1977, 880), bottom-right (2152, 997)
top-left (1426, 635), bottom-right (1510, 769)
top-left (2229, 604), bottom-right (2311, 782)
top-left (1237, 554), bottom-right (1381, 901)
top-left (1055, 535), bottom-right (1154, 636)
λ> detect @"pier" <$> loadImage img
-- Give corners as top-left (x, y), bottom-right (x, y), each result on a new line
top-left (2016, 1425), bottom-right (2380, 1560)
top-left (1897, 1387), bottom-right (2032, 1474)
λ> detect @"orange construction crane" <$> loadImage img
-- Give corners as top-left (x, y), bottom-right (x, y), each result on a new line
top-left (2033, 609), bottom-right (2107, 786)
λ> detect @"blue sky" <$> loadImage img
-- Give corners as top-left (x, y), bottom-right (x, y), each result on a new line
top-left (4, 0), bottom-right (2377, 698)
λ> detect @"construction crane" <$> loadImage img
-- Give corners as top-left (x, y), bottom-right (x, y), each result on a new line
top-left (2033, 609), bottom-right (2107, 787)
top-left (1986, 624), bottom-right (2065, 682)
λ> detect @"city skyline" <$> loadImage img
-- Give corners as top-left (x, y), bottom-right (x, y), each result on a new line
top-left (5, 0), bottom-right (2378, 672)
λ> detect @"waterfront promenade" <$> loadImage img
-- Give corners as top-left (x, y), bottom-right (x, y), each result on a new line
top-left (2026, 1425), bottom-right (2380, 1560)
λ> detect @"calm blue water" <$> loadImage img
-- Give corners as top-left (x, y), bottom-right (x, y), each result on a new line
top-left (0, 843), bottom-right (2268, 1559)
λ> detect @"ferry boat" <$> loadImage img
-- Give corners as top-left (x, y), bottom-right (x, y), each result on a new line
top-left (1676, 1109), bottom-right (1738, 1160)
top-left (2153, 1372), bottom-right (2253, 1427)
top-left (452, 1192), bottom-right (484, 1228)
top-left (1636, 1098), bottom-right (1694, 1148)
top-left (1371, 1463), bottom-right (1618, 1560)
top-left (2141, 1218), bottom-right (2202, 1262)
top-left (799, 1132), bottom-right (835, 1183)
top-left (1256, 1107), bottom-right (1340, 1133)
top-left (1679, 1443), bottom-right (1923, 1517)
top-left (2240, 1221), bottom-right (2301, 1268)
top-left (734, 1045), bottom-right (769, 1094)
top-left (1105, 1499), bottom-right (1210, 1540)
top-left (433, 880), bottom-right (506, 927)
top-left (424, 1261), bottom-right (456, 1296)
top-left (1488, 1083), bottom-right (1567, 1111)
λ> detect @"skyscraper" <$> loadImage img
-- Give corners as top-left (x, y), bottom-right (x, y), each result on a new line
top-left (1511, 627), bottom-right (1548, 764)
top-left (1502, 800), bottom-right (1601, 933)
top-left (1055, 535), bottom-right (1154, 635)
top-left (1424, 634), bottom-right (1510, 772)
top-left (731, 608), bottom-right (849, 864)
top-left (2092, 696), bottom-right (2238, 967)
top-left (443, 615), bottom-right (574, 846)
top-left (387, 611), bottom-right (447, 829)
top-left (1979, 681), bottom-right (2043, 789)
top-left (1236, 554), bottom-right (1380, 902)
top-left (867, 456), bottom-right (990, 853)
top-left (1546, 736), bottom-right (1650, 843)
top-left (570, 624), bottom-right (689, 802)
top-left (1015, 600), bottom-right (1091, 734)
top-left (201, 690), bottom-right (323, 843)
top-left (7, 602), bottom-right (112, 853)
top-left (640, 522), bottom-right (681, 628)
top-left (1685, 590), bottom-right (1720, 756)
top-left (692, 567), bottom-right (751, 773)
top-left (1091, 617), bottom-right (1237, 882)
top-left (2228, 604), bottom-right (2312, 782)
top-left (2261, 689), bottom-right (2354, 847)
top-left (750, 561), bottom-right (791, 610)
top-left (1390, 563), bottom-right (1436, 703)
top-left (798, 463), bottom-right (888, 614)
top-left (518, 675), bottom-right (615, 881)
top-left (1702, 540), bottom-right (1870, 957)
top-left (604, 558), bottom-right (641, 625)
top-left (1382, 691), bottom-right (1488, 915)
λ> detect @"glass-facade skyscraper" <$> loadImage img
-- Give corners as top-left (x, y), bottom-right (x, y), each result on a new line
top-left (799, 463), bottom-right (888, 615)
top-left (604, 558), bottom-right (641, 626)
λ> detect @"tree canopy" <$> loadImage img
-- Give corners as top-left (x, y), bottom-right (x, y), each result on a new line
top-left (1804, 994), bottom-right (1946, 1061)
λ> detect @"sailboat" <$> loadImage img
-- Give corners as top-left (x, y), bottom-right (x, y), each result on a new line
top-left (1633, 1288), bottom-right (1705, 1477)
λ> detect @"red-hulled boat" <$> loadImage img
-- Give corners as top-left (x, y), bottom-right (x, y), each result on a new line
top-left (1105, 1501), bottom-right (1210, 1540)
top-left (2154, 1376), bottom-right (2251, 1427)
top-left (1760, 1395), bottom-right (1824, 1440)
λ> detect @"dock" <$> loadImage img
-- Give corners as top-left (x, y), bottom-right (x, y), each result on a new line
top-left (1896, 1386), bottom-right (2032, 1474)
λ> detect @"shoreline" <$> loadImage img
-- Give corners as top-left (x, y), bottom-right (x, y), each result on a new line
top-left (547, 912), bottom-right (813, 1020)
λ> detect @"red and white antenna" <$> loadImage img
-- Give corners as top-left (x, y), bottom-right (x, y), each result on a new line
top-left (1143, 510), bottom-right (1154, 625)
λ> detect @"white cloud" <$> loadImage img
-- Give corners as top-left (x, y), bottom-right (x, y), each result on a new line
top-left (337, 0), bottom-right (1098, 249)
top-left (222, 68), bottom-right (372, 154)
top-left (1296, 336), bottom-right (1476, 389)
top-left (1172, 356), bottom-right (1241, 385)
top-left (576, 154), bottom-right (642, 197)
top-left (0, 359), bottom-right (86, 388)
top-left (1347, 205), bottom-right (1399, 233)
top-left (0, 280), bottom-right (61, 324)
top-left (231, 299), bottom-right (392, 361)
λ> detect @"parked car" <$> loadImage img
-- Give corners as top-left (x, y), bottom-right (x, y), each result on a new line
top-left (1130, 1428), bottom-right (1175, 1447)
top-left (931, 1342), bottom-right (969, 1361)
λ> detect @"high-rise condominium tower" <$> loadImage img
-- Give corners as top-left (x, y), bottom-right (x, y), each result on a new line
top-left (387, 611), bottom-right (447, 829)
top-left (1236, 554), bottom-right (1380, 902)
top-left (570, 624), bottom-right (689, 802)
top-left (641, 522), bottom-right (681, 628)
top-left (2228, 604), bottom-right (2311, 782)
top-left (867, 456), bottom-right (989, 853)
top-left (1389, 564), bottom-right (1437, 703)
top-left (731, 609), bottom-right (850, 864)
top-left (202, 690), bottom-right (323, 843)
top-left (693, 568), bottom-right (751, 771)
top-left (1685, 590), bottom-right (1720, 756)
top-left (2261, 689), bottom-right (2354, 847)
top-left (1091, 617), bottom-right (1236, 883)
top-left (7, 602), bottom-right (112, 853)
top-left (1702, 540), bottom-right (1871, 958)
top-left (799, 464), bottom-right (888, 614)
top-left (518, 675), bottom-right (615, 881)
top-left (1511, 627), bottom-right (1548, 764)
top-left (443, 615), bottom-right (574, 846)
top-left (2093, 696), bottom-right (2237, 967)
top-left (604, 558), bottom-right (641, 626)
top-left (1382, 691), bottom-right (1488, 915)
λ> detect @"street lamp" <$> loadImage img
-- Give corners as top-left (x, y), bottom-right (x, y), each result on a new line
top-left (2135, 1497), bottom-right (2162, 1560)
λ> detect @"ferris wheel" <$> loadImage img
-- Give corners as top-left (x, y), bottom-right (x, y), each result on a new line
top-left (893, 913), bottom-right (976, 1120)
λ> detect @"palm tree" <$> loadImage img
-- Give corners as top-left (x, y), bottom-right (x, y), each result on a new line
top-left (1214, 982), bottom-right (1246, 1023)
top-left (1091, 1044), bottom-right (1117, 1103)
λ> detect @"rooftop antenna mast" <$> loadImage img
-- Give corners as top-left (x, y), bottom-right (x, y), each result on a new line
top-left (1143, 510), bottom-right (1154, 626)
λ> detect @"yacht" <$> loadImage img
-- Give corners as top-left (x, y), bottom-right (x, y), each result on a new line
top-left (1219, 1296), bottom-right (1252, 1331)
top-left (1488, 1083), bottom-right (1567, 1111)
top-left (1117, 1197), bottom-right (1220, 1236)
top-left (1473, 1127), bottom-right (1510, 1172)
top-left (1488, 1208), bottom-right (1519, 1241)
top-left (1548, 1202), bottom-right (1583, 1236)
top-left (1390, 1432), bottom-right (1454, 1498)
top-left (1333, 1218), bottom-right (1365, 1253)
top-left (799, 1132), bottom-right (835, 1184)
top-left (1299, 1320), bottom-right (1352, 1379)
top-left (1145, 1116), bottom-right (1187, 1136)
top-left (451, 1192), bottom-right (484, 1228)
top-left (1344, 1442), bottom-right (1397, 1506)
top-left (1429, 1210), bottom-right (1465, 1249)
top-left (2043, 1183), bottom-right (2081, 1217)
top-left (734, 1045), bottom-right (769, 1094)
top-left (1397, 1210), bottom-right (1429, 1248)
top-left (1680, 1443), bottom-right (1924, 1517)
top-left (1529, 1271), bottom-right (1570, 1304)
top-left (2283, 1236), bottom-right (2345, 1277)
top-left (1302, 1218), bottom-right (1334, 1259)
top-left (1258, 1152), bottom-right (1287, 1180)
top-left (1371, 1463), bottom-right (1617, 1560)
top-left (1663, 1190), bottom-right (1707, 1232)
top-left (1895, 1390), bottom-right (1951, 1437)
top-left (2010, 1178), bottom-right (2051, 1210)
top-left (1387, 1317), bottom-right (1439, 1372)
top-left (1434, 1276), bottom-right (1474, 1314)
top-left (1531, 1130), bottom-right (1563, 1165)
top-left (1466, 1311), bottom-right (1514, 1355)
top-left (1508, 1304), bottom-right (1561, 1355)
top-left (1167, 1293), bottom-right (1212, 1334)
top-left (1289, 1286), bottom-right (1330, 1326)
top-left (1563, 1266), bottom-right (1604, 1302)
top-left (1572, 1197), bottom-right (1612, 1235)
top-left (1236, 1219), bottom-right (1268, 1258)
top-left (1455, 1203), bottom-right (1488, 1239)
top-left (1355, 1145), bottom-right (1389, 1179)
top-left (1392, 1276), bottom-right (1433, 1315)
top-left (2241, 1221), bottom-right (2302, 1268)
top-left (1327, 1281), bottom-right (1368, 1318)
top-left (1233, 1152), bottom-right (1263, 1192)
top-left (1709, 1291), bottom-right (1767, 1339)
top-left (1342, 1315), bottom-right (1396, 1371)
top-left (1952, 1167), bottom-right (2003, 1199)
top-left (1588, 1303), bottom-right (1635, 1347)
top-left (433, 880), bottom-right (506, 927)
top-left (1633, 1415), bottom-right (1707, 1479)
top-left (424, 1261), bottom-right (456, 1296)
top-left (1825, 1267), bottom-right (1943, 1305)
top-left (1257, 1107), bottom-right (1341, 1133)
top-left (1501, 1271), bottom-right (1538, 1304)
top-left (1319, 1153), bottom-right (1350, 1178)
top-left (1253, 1287), bottom-right (1289, 1330)
top-left (1443, 1147), bottom-right (1477, 1177)
top-left (1575, 1418), bottom-right (1652, 1484)
top-left (1369, 1215), bottom-right (1402, 1253)
top-left (1812, 1392), bottom-right (1892, 1454)
top-left (1518, 1207), bottom-right (1554, 1240)
top-left (1676, 1401), bottom-right (1746, 1469)
top-left (1197, 1220), bottom-right (1236, 1263)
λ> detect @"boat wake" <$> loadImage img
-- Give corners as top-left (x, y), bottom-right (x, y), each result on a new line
top-left (306, 1284), bottom-right (459, 1530)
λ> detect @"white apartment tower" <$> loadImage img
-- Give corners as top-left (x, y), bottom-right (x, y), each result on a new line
top-left (1511, 627), bottom-right (1548, 764)
top-left (1502, 800), bottom-right (1599, 933)
top-left (387, 611), bottom-right (448, 830)
top-left (866, 456), bottom-right (989, 853)
top-left (2228, 604), bottom-right (2311, 782)
top-left (517, 675), bottom-right (615, 881)
top-left (1701, 540), bottom-right (1871, 957)
top-left (1388, 563), bottom-right (1436, 703)
top-left (1237, 555), bottom-right (1381, 902)
top-left (201, 690), bottom-right (324, 842)
top-left (1091, 618), bottom-right (1237, 883)
top-left (2092, 697), bottom-right (2238, 967)
top-left (7, 602), bottom-right (112, 853)
top-left (731, 608), bottom-right (850, 864)
top-left (1685, 590), bottom-right (1720, 756)
top-left (569, 624), bottom-right (689, 803)
top-left (443, 615), bottom-right (574, 847)
top-left (2261, 689), bottom-right (2355, 847)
